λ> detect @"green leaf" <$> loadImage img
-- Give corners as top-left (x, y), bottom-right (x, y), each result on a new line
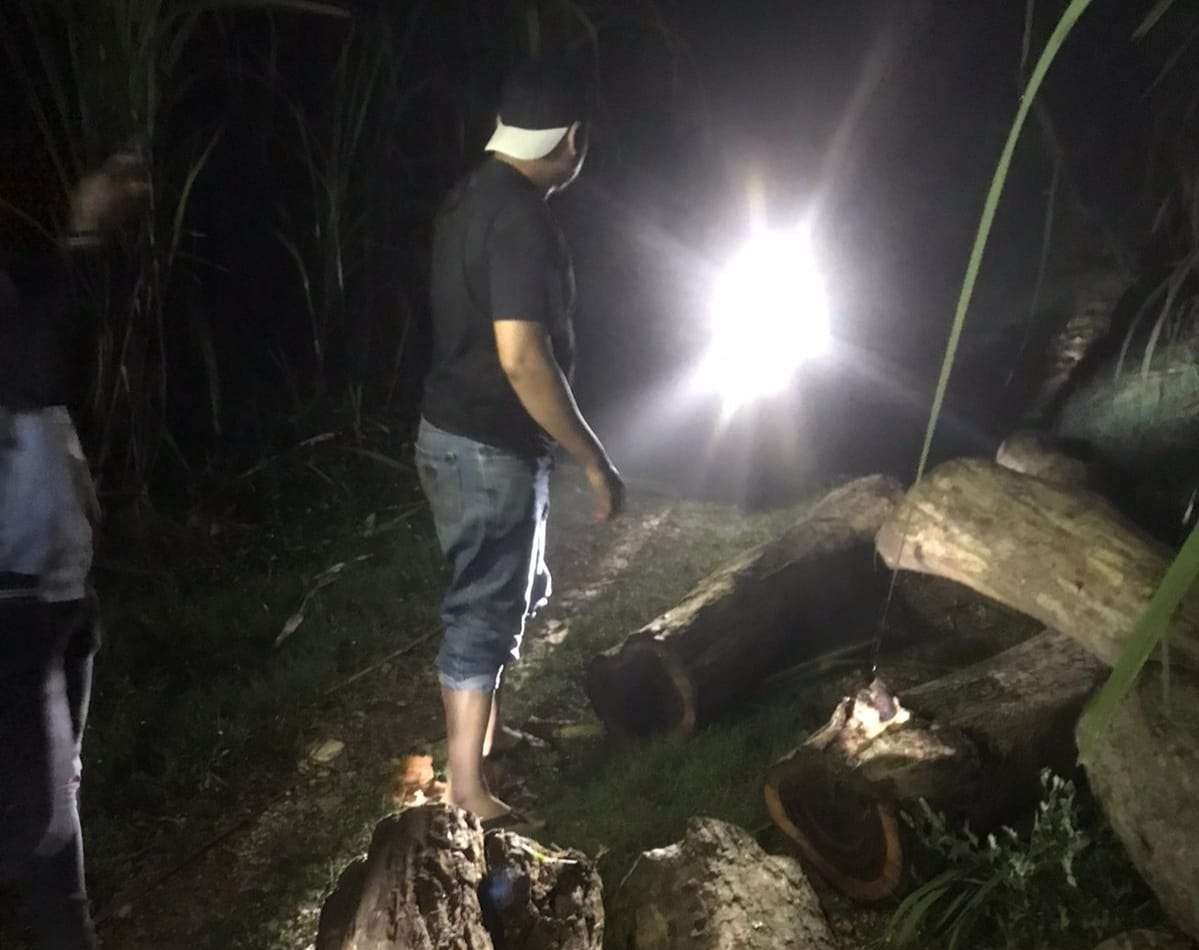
top-left (1134, 0), bottom-right (1177, 40)
top-left (888, 870), bottom-right (959, 947)
top-left (1078, 518), bottom-right (1199, 754)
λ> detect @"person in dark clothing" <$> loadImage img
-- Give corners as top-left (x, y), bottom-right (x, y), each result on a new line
top-left (1, 151), bottom-right (147, 949)
top-left (418, 60), bottom-right (624, 823)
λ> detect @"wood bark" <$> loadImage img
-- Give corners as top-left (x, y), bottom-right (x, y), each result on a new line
top-left (481, 831), bottom-right (604, 950)
top-left (995, 429), bottom-right (1095, 487)
top-left (1080, 672), bottom-right (1199, 941)
top-left (875, 458), bottom-right (1199, 670)
top-left (607, 817), bottom-right (837, 950)
top-left (316, 805), bottom-right (491, 950)
top-left (764, 631), bottom-right (1106, 901)
top-left (586, 475), bottom-right (902, 738)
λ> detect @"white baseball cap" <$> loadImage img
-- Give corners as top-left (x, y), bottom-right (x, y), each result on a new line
top-left (485, 117), bottom-right (571, 161)
top-left (484, 60), bottom-right (588, 161)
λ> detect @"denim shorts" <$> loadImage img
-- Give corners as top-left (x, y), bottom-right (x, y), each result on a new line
top-left (416, 419), bottom-right (551, 692)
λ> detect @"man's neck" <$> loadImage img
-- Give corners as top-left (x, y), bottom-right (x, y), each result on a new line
top-left (492, 153), bottom-right (555, 198)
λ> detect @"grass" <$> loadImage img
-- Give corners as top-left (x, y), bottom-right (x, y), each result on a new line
top-left (496, 485), bottom-right (833, 887)
top-left (887, 772), bottom-right (1163, 950)
top-left (3, 408), bottom-right (819, 948)
top-left (539, 690), bottom-right (811, 885)
top-left (81, 417), bottom-right (444, 901)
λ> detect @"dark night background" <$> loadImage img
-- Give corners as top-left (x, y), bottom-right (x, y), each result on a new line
top-left (0, 0), bottom-right (1164, 505)
top-left (3, 3), bottom-right (1198, 947)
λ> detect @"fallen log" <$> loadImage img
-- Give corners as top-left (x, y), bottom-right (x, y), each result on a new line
top-left (1080, 672), bottom-right (1199, 942)
top-left (875, 458), bottom-right (1199, 670)
top-left (764, 631), bottom-right (1106, 901)
top-left (585, 475), bottom-right (902, 738)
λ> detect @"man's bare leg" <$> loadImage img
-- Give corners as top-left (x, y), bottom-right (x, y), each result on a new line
top-left (483, 688), bottom-right (532, 757)
top-left (483, 688), bottom-right (501, 758)
top-left (441, 686), bottom-right (509, 820)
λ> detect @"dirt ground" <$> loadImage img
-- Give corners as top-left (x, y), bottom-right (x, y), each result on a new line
top-left (5, 456), bottom-right (1140, 950)
top-left (87, 470), bottom-right (795, 949)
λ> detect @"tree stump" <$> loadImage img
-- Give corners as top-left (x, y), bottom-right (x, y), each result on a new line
top-left (607, 817), bottom-right (837, 950)
top-left (586, 475), bottom-right (902, 738)
top-left (316, 804), bottom-right (491, 950)
top-left (481, 832), bottom-right (603, 950)
top-left (764, 631), bottom-right (1106, 901)
top-left (1080, 671), bottom-right (1199, 942)
top-left (875, 458), bottom-right (1199, 669)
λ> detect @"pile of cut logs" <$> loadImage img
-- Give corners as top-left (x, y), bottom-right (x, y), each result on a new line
top-left (585, 433), bottom-right (1199, 941)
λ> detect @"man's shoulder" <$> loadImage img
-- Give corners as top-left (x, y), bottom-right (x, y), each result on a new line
top-left (440, 162), bottom-right (545, 232)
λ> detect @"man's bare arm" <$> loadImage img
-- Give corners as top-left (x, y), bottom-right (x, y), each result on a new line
top-left (494, 319), bottom-right (624, 519)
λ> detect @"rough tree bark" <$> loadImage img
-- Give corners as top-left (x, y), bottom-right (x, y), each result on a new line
top-left (586, 475), bottom-right (902, 738)
top-left (317, 806), bottom-right (607, 950)
top-left (875, 458), bottom-right (1199, 669)
top-left (316, 805), bottom-right (491, 950)
top-left (482, 832), bottom-right (604, 950)
top-left (607, 817), bottom-right (837, 950)
top-left (995, 429), bottom-right (1095, 487)
top-left (764, 632), bottom-right (1106, 901)
top-left (1080, 671), bottom-right (1199, 942)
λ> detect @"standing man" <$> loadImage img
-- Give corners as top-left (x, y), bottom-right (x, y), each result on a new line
top-left (417, 60), bottom-right (624, 823)
top-left (1, 152), bottom-right (147, 948)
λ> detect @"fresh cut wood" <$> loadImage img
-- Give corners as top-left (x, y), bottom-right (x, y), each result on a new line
top-left (764, 631), bottom-right (1106, 900)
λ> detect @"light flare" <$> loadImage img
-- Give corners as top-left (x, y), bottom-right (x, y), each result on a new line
top-left (695, 228), bottom-right (831, 417)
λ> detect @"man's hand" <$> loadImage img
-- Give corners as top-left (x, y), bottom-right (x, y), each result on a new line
top-left (585, 457), bottom-right (625, 522)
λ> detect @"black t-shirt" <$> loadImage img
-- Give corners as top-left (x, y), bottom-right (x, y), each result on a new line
top-left (421, 159), bottom-right (575, 456)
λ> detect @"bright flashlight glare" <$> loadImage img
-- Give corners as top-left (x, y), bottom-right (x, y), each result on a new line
top-left (696, 229), bottom-right (831, 417)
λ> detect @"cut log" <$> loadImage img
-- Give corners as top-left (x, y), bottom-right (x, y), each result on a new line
top-left (317, 806), bottom-right (606, 950)
top-left (995, 429), bottom-right (1095, 486)
top-left (1080, 672), bottom-right (1199, 942)
top-left (606, 817), bottom-right (837, 950)
top-left (875, 458), bottom-right (1199, 670)
top-left (481, 831), bottom-right (604, 950)
top-left (764, 631), bottom-right (1106, 901)
top-left (586, 475), bottom-right (902, 738)
top-left (316, 804), bottom-right (491, 950)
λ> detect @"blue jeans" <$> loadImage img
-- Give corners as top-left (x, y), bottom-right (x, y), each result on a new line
top-left (416, 419), bottom-right (551, 692)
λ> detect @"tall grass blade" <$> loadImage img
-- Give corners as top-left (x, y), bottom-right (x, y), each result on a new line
top-left (887, 871), bottom-right (957, 947)
top-left (1005, 152), bottom-right (1058, 388)
top-left (1140, 250), bottom-right (1199, 379)
top-left (1134, 0), bottom-right (1177, 41)
top-left (910, 0), bottom-right (1093, 489)
top-left (168, 127), bottom-right (224, 270)
top-left (204, 0), bottom-right (349, 17)
top-left (1146, 22), bottom-right (1199, 94)
top-left (1078, 519), bottom-right (1199, 755)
